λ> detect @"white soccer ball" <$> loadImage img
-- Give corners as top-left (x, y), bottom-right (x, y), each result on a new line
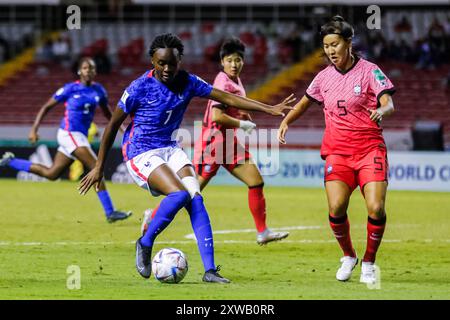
top-left (152, 248), bottom-right (188, 283)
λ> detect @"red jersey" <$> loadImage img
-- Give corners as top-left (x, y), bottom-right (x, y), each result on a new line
top-left (306, 56), bottom-right (395, 158)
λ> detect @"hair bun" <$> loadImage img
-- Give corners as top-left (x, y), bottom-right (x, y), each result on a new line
top-left (332, 15), bottom-right (345, 22)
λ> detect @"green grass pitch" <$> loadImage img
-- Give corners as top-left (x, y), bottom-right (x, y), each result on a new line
top-left (0, 179), bottom-right (449, 299)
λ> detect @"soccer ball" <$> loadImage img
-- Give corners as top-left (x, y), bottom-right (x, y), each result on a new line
top-left (152, 248), bottom-right (188, 283)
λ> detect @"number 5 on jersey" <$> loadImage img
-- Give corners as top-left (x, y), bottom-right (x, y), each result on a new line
top-left (337, 100), bottom-right (347, 116)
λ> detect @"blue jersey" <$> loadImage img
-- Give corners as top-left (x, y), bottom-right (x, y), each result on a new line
top-left (118, 70), bottom-right (213, 160)
top-left (53, 81), bottom-right (108, 136)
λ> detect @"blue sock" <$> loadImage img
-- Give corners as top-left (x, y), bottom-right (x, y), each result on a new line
top-left (8, 158), bottom-right (32, 172)
top-left (140, 190), bottom-right (190, 248)
top-left (186, 195), bottom-right (216, 272)
top-left (97, 190), bottom-right (115, 217)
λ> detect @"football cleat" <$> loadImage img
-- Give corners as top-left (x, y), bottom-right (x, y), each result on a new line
top-left (135, 237), bottom-right (152, 278)
top-left (0, 152), bottom-right (14, 167)
top-left (360, 261), bottom-right (377, 284)
top-left (336, 256), bottom-right (359, 281)
top-left (256, 228), bottom-right (289, 245)
top-left (140, 208), bottom-right (153, 236)
top-left (107, 210), bottom-right (132, 223)
top-left (202, 266), bottom-right (230, 284)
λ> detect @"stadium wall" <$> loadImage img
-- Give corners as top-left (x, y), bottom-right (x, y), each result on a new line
top-left (2, 146), bottom-right (450, 192)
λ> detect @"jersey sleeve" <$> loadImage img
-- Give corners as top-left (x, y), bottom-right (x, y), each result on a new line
top-left (305, 74), bottom-right (324, 104)
top-left (210, 73), bottom-right (229, 109)
top-left (117, 85), bottom-right (139, 114)
top-left (190, 74), bottom-right (213, 98)
top-left (52, 83), bottom-right (72, 103)
top-left (368, 65), bottom-right (396, 104)
top-left (97, 84), bottom-right (108, 106)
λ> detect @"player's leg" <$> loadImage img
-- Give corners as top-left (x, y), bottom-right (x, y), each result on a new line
top-left (325, 180), bottom-right (359, 281)
top-left (325, 154), bottom-right (359, 281)
top-left (230, 160), bottom-right (289, 245)
top-left (1, 150), bottom-right (73, 180)
top-left (172, 147), bottom-right (229, 283)
top-left (73, 146), bottom-right (131, 223)
top-left (358, 147), bottom-right (389, 284)
top-left (140, 161), bottom-right (214, 235)
top-left (135, 163), bottom-right (191, 278)
top-left (360, 181), bottom-right (387, 284)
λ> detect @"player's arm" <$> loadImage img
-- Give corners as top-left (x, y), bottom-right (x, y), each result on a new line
top-left (369, 93), bottom-right (395, 122)
top-left (208, 88), bottom-right (295, 116)
top-left (29, 97), bottom-right (59, 145)
top-left (277, 95), bottom-right (314, 144)
top-left (99, 102), bottom-right (126, 134)
top-left (211, 106), bottom-right (256, 133)
top-left (78, 107), bottom-right (127, 195)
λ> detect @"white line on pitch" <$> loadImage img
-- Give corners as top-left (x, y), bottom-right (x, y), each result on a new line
top-left (184, 225), bottom-right (322, 240)
top-left (0, 239), bottom-right (448, 247)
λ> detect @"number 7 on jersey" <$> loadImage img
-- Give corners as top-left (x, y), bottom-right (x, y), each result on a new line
top-left (164, 110), bottom-right (173, 125)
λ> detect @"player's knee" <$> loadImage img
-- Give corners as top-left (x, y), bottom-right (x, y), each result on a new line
top-left (367, 201), bottom-right (385, 218)
top-left (46, 170), bottom-right (61, 181)
top-left (181, 176), bottom-right (201, 198)
top-left (328, 202), bottom-right (347, 216)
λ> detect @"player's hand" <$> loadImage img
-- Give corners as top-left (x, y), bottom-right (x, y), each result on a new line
top-left (269, 94), bottom-right (296, 117)
top-left (239, 120), bottom-right (257, 134)
top-left (28, 130), bottom-right (39, 145)
top-left (78, 166), bottom-right (104, 195)
top-left (369, 109), bottom-right (383, 123)
top-left (278, 122), bottom-right (288, 144)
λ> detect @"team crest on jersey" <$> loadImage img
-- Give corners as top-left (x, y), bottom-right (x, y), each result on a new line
top-left (354, 84), bottom-right (361, 96)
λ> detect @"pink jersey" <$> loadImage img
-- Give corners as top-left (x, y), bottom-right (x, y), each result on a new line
top-left (201, 71), bottom-right (246, 131)
top-left (194, 71), bottom-right (247, 165)
top-left (306, 56), bottom-right (395, 158)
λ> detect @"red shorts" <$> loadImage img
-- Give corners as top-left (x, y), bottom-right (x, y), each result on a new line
top-left (194, 136), bottom-right (251, 180)
top-left (324, 147), bottom-right (388, 191)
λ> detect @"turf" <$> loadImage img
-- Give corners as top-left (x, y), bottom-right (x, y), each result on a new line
top-left (0, 179), bottom-right (449, 299)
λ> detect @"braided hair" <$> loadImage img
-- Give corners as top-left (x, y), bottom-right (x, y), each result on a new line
top-left (148, 33), bottom-right (184, 57)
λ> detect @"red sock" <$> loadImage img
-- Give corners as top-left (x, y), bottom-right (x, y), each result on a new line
top-left (363, 215), bottom-right (386, 263)
top-left (151, 204), bottom-right (159, 219)
top-left (329, 214), bottom-right (356, 258)
top-left (248, 184), bottom-right (267, 233)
